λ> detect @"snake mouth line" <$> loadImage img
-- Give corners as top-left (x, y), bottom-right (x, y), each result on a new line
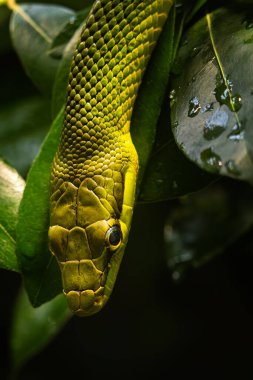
top-left (65, 286), bottom-right (106, 316)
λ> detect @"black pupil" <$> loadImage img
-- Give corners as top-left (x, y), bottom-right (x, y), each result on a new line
top-left (109, 226), bottom-right (121, 246)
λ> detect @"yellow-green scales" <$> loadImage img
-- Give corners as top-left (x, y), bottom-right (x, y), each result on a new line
top-left (49, 0), bottom-right (172, 316)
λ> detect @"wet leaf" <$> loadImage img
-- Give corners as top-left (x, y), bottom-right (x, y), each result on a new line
top-left (164, 180), bottom-right (253, 280)
top-left (16, 109), bottom-right (64, 306)
top-left (10, 288), bottom-right (71, 375)
top-left (10, 3), bottom-right (75, 95)
top-left (0, 97), bottom-right (51, 177)
top-left (171, 8), bottom-right (253, 183)
top-left (0, 160), bottom-right (24, 272)
top-left (139, 101), bottom-right (216, 202)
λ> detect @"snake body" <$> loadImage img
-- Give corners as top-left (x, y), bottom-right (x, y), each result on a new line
top-left (49, 0), bottom-right (172, 316)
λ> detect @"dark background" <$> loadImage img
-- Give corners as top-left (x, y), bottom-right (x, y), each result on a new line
top-left (2, 202), bottom-right (253, 379)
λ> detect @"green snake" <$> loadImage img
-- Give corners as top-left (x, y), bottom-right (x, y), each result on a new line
top-left (49, 0), bottom-right (172, 316)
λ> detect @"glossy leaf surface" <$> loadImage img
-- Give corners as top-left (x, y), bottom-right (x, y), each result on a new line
top-left (171, 9), bottom-right (253, 183)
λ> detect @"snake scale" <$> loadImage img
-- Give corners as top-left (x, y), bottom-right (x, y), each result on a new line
top-left (49, 0), bottom-right (172, 316)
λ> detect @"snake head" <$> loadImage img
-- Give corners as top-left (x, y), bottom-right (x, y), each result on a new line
top-left (49, 166), bottom-right (136, 316)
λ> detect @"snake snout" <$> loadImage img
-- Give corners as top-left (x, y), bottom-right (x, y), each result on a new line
top-left (62, 259), bottom-right (106, 316)
top-left (65, 287), bottom-right (105, 316)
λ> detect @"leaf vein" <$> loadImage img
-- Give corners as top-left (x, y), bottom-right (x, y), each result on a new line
top-left (7, 0), bottom-right (52, 44)
top-left (0, 223), bottom-right (15, 244)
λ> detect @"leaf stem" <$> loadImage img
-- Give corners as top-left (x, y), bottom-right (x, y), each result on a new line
top-left (7, 0), bottom-right (52, 44)
top-left (206, 12), bottom-right (241, 127)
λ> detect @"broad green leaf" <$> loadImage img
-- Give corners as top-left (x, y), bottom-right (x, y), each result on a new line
top-left (170, 8), bottom-right (253, 183)
top-left (0, 97), bottom-right (51, 177)
top-left (10, 288), bottom-right (71, 375)
top-left (0, 160), bottom-right (24, 272)
top-left (164, 180), bottom-right (253, 281)
top-left (16, 109), bottom-right (64, 306)
top-left (10, 3), bottom-right (75, 95)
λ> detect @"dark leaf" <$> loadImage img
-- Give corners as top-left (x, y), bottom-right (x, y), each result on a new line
top-left (164, 180), bottom-right (253, 280)
top-left (0, 96), bottom-right (51, 177)
top-left (10, 3), bottom-right (75, 95)
top-left (171, 8), bottom-right (253, 183)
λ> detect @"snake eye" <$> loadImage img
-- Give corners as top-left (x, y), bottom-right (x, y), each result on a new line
top-left (105, 225), bottom-right (122, 251)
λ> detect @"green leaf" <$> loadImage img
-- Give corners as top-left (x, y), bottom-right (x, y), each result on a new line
top-left (0, 160), bottom-right (24, 272)
top-left (0, 96), bottom-right (51, 177)
top-left (10, 288), bottom-right (71, 375)
top-left (10, 3), bottom-right (75, 95)
top-left (170, 8), bottom-right (253, 183)
top-left (164, 180), bottom-right (253, 281)
top-left (16, 109), bottom-right (64, 306)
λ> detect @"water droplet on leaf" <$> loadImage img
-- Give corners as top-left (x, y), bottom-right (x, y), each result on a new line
top-left (188, 96), bottom-right (201, 117)
top-left (190, 46), bottom-right (202, 58)
top-left (203, 108), bottom-right (228, 140)
top-left (169, 89), bottom-right (177, 107)
top-left (171, 121), bottom-right (178, 129)
top-left (201, 103), bottom-right (214, 113)
top-left (228, 122), bottom-right (245, 142)
top-left (225, 160), bottom-right (240, 176)
top-left (200, 148), bottom-right (222, 173)
top-left (214, 77), bottom-right (242, 112)
top-left (231, 94), bottom-right (242, 112)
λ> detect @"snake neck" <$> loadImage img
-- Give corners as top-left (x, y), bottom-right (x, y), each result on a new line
top-left (51, 0), bottom-right (170, 187)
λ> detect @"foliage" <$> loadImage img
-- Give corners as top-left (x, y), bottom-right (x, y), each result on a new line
top-left (1, 0), bottom-right (253, 377)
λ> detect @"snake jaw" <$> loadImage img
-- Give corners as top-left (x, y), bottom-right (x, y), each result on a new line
top-left (64, 240), bottom-right (128, 316)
